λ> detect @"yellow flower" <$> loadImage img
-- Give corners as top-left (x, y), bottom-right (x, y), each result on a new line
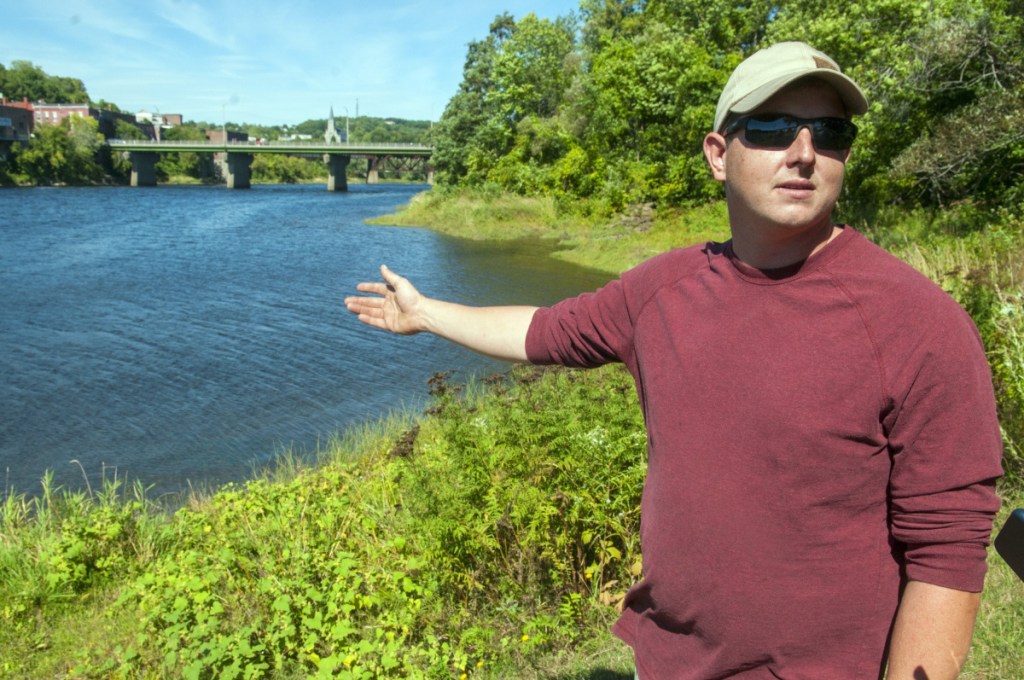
top-left (521, 634), bottom-right (530, 642)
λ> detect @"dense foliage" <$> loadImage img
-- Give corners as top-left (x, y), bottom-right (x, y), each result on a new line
top-left (154, 124), bottom-right (218, 182)
top-left (0, 60), bottom-right (90, 104)
top-left (1, 366), bottom-right (648, 677)
top-left (292, 116), bottom-right (431, 144)
top-left (2, 116), bottom-right (105, 186)
top-left (251, 154), bottom-right (326, 184)
top-left (431, 0), bottom-right (1024, 222)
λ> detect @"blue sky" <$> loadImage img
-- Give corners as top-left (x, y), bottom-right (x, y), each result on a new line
top-left (1, 0), bottom-right (582, 126)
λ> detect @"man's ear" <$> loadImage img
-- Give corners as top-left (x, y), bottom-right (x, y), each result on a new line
top-left (703, 132), bottom-right (728, 181)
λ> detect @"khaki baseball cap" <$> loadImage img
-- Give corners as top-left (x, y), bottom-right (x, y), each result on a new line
top-left (713, 41), bottom-right (869, 133)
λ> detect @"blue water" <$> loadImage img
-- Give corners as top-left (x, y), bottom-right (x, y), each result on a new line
top-left (0, 184), bottom-right (612, 497)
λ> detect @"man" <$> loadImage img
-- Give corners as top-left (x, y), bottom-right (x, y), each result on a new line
top-left (344, 42), bottom-right (1003, 679)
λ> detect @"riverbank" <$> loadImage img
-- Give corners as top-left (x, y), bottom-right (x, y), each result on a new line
top-left (1, 190), bottom-right (1022, 678)
top-left (368, 187), bottom-right (732, 274)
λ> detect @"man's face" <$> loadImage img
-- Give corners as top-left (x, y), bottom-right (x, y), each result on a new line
top-left (705, 80), bottom-right (851, 239)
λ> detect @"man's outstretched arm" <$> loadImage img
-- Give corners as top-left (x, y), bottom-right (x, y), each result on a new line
top-left (344, 264), bottom-right (538, 362)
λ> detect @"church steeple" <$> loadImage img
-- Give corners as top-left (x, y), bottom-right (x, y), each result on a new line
top-left (324, 107), bottom-right (341, 143)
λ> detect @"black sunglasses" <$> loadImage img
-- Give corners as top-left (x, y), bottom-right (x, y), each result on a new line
top-left (724, 114), bottom-right (858, 152)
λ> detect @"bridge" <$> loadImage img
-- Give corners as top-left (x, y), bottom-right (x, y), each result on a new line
top-left (107, 139), bottom-right (434, 191)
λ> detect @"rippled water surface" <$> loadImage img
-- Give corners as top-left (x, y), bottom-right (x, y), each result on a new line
top-left (0, 184), bottom-right (612, 495)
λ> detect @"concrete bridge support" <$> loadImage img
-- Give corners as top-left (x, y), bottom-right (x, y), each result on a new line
top-left (427, 165), bottom-right (434, 185)
top-left (326, 154), bottom-right (350, 192)
top-left (366, 156), bottom-right (381, 184)
top-left (130, 152), bottom-right (159, 187)
top-left (226, 152), bottom-right (254, 189)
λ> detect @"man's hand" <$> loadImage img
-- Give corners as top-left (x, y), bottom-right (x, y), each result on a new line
top-left (345, 264), bottom-right (426, 335)
top-left (344, 264), bottom-right (538, 362)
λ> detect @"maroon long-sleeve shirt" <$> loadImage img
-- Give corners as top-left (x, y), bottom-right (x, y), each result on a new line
top-left (525, 226), bottom-right (1002, 679)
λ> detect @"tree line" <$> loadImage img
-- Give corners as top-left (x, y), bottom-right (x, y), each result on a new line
top-left (430, 0), bottom-right (1023, 227)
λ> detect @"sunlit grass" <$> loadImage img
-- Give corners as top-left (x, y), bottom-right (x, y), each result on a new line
top-left (962, 487), bottom-right (1024, 680)
top-left (367, 187), bottom-right (730, 274)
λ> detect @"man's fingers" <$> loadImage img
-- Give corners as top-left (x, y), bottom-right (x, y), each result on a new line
top-left (344, 296), bottom-right (383, 315)
top-left (357, 313), bottom-right (388, 330)
top-left (380, 264), bottom-right (399, 283)
top-left (355, 281), bottom-right (391, 296)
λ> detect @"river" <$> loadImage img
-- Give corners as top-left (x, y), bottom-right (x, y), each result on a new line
top-left (0, 183), bottom-right (613, 497)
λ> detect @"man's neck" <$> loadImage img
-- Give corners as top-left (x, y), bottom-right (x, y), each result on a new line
top-left (730, 221), bottom-right (843, 270)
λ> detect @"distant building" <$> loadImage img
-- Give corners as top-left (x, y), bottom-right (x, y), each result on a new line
top-left (1, 96), bottom-right (34, 112)
top-left (135, 110), bottom-right (182, 141)
top-left (0, 97), bottom-right (33, 157)
top-left (136, 110), bottom-right (182, 128)
top-left (30, 102), bottom-right (152, 139)
top-left (206, 129), bottom-right (248, 144)
top-left (33, 102), bottom-right (92, 127)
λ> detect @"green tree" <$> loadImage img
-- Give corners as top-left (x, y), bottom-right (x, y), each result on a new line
top-left (579, 0), bottom-right (645, 53)
top-left (430, 0), bottom-right (1024, 219)
top-left (0, 60), bottom-right (89, 103)
top-left (106, 120), bottom-right (148, 181)
top-left (431, 13), bottom-right (516, 184)
top-left (14, 116), bottom-right (103, 184)
top-left (251, 154), bottom-right (324, 183)
top-left (433, 12), bottom-right (579, 188)
top-left (762, 0), bottom-right (1024, 221)
top-left (885, 4), bottom-right (1024, 217)
top-left (156, 124), bottom-right (214, 181)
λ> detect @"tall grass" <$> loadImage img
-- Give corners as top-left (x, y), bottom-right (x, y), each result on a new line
top-left (0, 366), bottom-right (647, 677)
top-left (962, 487), bottom-right (1024, 680)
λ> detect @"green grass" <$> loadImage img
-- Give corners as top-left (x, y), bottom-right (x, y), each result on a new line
top-left (962, 487), bottom-right (1024, 680)
top-left (367, 188), bottom-right (730, 275)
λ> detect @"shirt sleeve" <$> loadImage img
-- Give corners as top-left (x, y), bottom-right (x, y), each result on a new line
top-left (525, 276), bottom-right (635, 368)
top-left (886, 302), bottom-right (1003, 592)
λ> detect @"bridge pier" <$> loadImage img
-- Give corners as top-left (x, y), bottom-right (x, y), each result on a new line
top-left (326, 154), bottom-right (350, 192)
top-left (366, 156), bottom-right (381, 185)
top-left (225, 152), bottom-right (254, 189)
top-left (130, 151), bottom-right (159, 187)
top-left (427, 165), bottom-right (434, 185)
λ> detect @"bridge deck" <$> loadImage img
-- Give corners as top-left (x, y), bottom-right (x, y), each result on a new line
top-left (108, 139), bottom-right (432, 155)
